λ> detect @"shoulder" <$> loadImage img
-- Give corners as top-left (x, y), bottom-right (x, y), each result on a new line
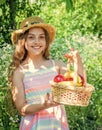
top-left (13, 67), bottom-right (24, 82)
top-left (54, 59), bottom-right (66, 67)
top-left (53, 59), bottom-right (67, 74)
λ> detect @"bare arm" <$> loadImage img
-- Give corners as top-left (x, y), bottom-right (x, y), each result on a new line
top-left (69, 50), bottom-right (86, 82)
top-left (12, 68), bottom-right (59, 116)
top-left (54, 60), bottom-right (67, 74)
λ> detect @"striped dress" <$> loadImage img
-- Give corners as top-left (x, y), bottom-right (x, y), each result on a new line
top-left (19, 60), bottom-right (69, 130)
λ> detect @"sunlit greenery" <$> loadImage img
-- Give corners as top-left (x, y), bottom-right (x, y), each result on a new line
top-left (0, 0), bottom-right (102, 129)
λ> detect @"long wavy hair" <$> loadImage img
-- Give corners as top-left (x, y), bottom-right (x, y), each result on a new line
top-left (7, 27), bottom-right (50, 116)
top-left (8, 27), bottom-right (50, 88)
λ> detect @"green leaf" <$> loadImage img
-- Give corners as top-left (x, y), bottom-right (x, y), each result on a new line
top-left (0, 0), bottom-right (6, 5)
top-left (66, 0), bottom-right (73, 12)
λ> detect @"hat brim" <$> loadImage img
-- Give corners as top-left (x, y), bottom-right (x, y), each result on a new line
top-left (11, 23), bottom-right (56, 44)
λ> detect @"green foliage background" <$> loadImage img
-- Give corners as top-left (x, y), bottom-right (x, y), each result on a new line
top-left (0, 0), bottom-right (102, 130)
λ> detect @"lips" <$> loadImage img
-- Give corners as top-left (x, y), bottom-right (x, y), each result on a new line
top-left (31, 46), bottom-right (41, 49)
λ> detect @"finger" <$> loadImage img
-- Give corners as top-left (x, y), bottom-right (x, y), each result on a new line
top-left (70, 48), bottom-right (74, 51)
top-left (45, 93), bottom-right (49, 102)
top-left (45, 93), bottom-right (52, 104)
top-left (52, 101), bottom-right (60, 106)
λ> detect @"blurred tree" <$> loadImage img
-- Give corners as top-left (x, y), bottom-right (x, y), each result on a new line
top-left (8, 0), bottom-right (16, 29)
top-left (0, 0), bottom-right (43, 45)
top-left (0, 0), bottom-right (102, 46)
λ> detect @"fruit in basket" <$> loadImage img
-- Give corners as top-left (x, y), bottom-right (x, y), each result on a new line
top-left (58, 81), bottom-right (74, 86)
top-left (64, 71), bottom-right (84, 87)
top-left (53, 72), bottom-right (84, 87)
top-left (64, 71), bottom-right (72, 78)
top-left (78, 75), bottom-right (85, 86)
top-left (76, 76), bottom-right (82, 86)
top-left (76, 75), bottom-right (84, 86)
top-left (54, 74), bottom-right (66, 83)
top-left (64, 71), bottom-right (74, 81)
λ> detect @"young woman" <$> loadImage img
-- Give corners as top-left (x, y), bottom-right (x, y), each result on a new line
top-left (9, 16), bottom-right (85, 130)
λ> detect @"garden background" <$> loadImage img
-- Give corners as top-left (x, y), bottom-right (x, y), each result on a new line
top-left (0, 0), bottom-right (102, 130)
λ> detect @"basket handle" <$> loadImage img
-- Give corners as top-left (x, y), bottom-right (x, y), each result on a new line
top-left (65, 50), bottom-right (80, 86)
top-left (64, 37), bottom-right (86, 85)
top-left (66, 50), bottom-right (87, 86)
top-left (64, 40), bottom-right (79, 85)
top-left (73, 56), bottom-right (78, 85)
top-left (67, 58), bottom-right (78, 86)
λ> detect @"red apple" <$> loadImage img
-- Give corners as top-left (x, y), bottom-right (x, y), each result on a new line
top-left (66, 77), bottom-right (73, 81)
top-left (54, 74), bottom-right (66, 83)
top-left (79, 74), bottom-right (85, 85)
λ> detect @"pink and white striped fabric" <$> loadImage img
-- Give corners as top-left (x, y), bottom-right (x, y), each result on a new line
top-left (19, 60), bottom-right (69, 130)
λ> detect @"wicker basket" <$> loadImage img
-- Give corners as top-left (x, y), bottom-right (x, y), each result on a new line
top-left (51, 82), bottom-right (94, 106)
top-left (50, 52), bottom-right (94, 106)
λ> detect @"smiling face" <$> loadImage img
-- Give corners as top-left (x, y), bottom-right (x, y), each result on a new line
top-left (25, 27), bottom-right (47, 58)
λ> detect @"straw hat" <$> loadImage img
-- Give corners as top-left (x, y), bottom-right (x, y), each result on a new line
top-left (11, 16), bottom-right (56, 44)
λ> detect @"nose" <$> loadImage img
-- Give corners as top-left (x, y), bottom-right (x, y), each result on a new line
top-left (34, 37), bottom-right (40, 44)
